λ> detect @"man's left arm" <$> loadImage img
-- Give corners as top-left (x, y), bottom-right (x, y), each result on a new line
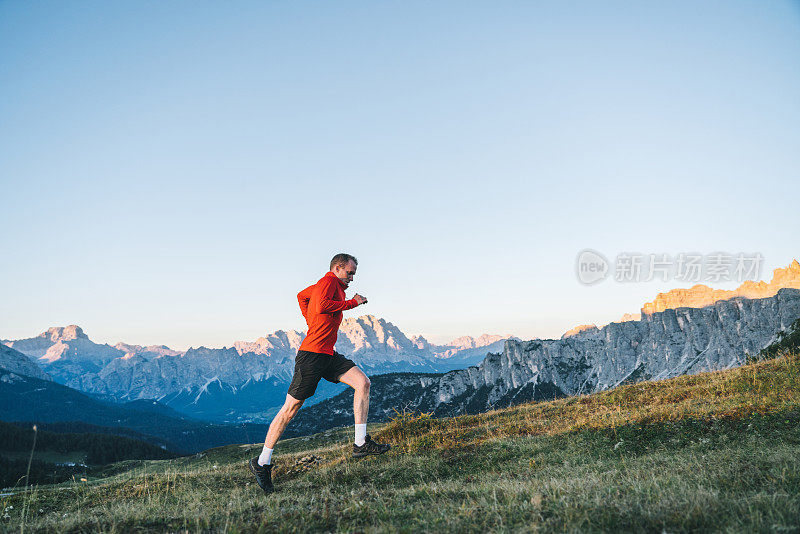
top-left (317, 277), bottom-right (359, 314)
top-left (297, 284), bottom-right (314, 322)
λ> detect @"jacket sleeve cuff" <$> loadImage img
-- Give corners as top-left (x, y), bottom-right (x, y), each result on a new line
top-left (347, 298), bottom-right (359, 309)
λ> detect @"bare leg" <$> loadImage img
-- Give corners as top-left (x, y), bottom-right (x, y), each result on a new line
top-left (264, 393), bottom-right (305, 449)
top-left (338, 366), bottom-right (370, 424)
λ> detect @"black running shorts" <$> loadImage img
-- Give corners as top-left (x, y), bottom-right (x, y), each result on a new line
top-left (287, 350), bottom-right (357, 400)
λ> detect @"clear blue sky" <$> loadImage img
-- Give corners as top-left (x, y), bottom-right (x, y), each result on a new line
top-left (1, 1), bottom-right (799, 349)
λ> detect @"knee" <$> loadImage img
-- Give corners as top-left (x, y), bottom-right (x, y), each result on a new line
top-left (361, 376), bottom-right (371, 392)
top-left (283, 399), bottom-right (304, 418)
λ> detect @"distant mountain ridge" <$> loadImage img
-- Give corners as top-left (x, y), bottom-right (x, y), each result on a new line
top-left (2, 316), bottom-right (510, 422)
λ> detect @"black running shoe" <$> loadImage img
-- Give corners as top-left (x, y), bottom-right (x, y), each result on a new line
top-left (352, 434), bottom-right (391, 458)
top-left (248, 457), bottom-right (274, 493)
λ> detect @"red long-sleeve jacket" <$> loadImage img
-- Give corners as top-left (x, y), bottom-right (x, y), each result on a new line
top-left (297, 271), bottom-right (359, 355)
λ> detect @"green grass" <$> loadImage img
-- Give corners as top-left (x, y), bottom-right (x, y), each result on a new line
top-left (2, 352), bottom-right (799, 533)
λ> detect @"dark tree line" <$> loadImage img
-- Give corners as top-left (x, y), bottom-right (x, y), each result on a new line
top-left (0, 421), bottom-right (178, 472)
top-left (0, 456), bottom-right (85, 488)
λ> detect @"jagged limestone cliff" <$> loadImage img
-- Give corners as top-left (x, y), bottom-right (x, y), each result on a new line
top-left (438, 287), bottom-right (800, 407)
top-left (641, 259), bottom-right (800, 314)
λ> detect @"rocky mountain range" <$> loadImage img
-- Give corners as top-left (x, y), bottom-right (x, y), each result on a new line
top-left (1, 316), bottom-right (510, 422)
top-left (285, 288), bottom-right (800, 436)
top-left (563, 259), bottom-right (800, 333)
top-left (5, 259), bottom-right (798, 432)
top-left (640, 259), bottom-right (800, 314)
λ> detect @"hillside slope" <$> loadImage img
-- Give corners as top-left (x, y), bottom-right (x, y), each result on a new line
top-left (0, 345), bottom-right (50, 381)
top-left (3, 351), bottom-right (799, 533)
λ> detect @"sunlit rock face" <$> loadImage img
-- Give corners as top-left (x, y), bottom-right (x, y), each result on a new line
top-left (233, 330), bottom-right (304, 356)
top-left (641, 259), bottom-right (800, 314)
top-left (3, 325), bottom-right (93, 359)
top-left (114, 343), bottom-right (183, 361)
top-left (337, 315), bottom-right (422, 359)
top-left (564, 259), bottom-right (799, 332)
top-left (561, 324), bottom-right (598, 339)
top-left (617, 313), bottom-right (641, 323)
top-left (431, 334), bottom-right (509, 359)
top-left (2, 325), bottom-right (125, 381)
top-left (410, 335), bottom-right (432, 350)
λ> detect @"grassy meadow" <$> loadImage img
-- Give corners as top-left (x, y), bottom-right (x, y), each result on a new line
top-left (2, 351), bottom-right (799, 533)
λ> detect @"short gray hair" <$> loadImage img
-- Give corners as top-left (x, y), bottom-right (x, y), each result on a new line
top-left (330, 253), bottom-right (358, 270)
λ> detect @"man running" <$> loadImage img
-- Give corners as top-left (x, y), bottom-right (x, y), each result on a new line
top-left (249, 253), bottom-right (391, 493)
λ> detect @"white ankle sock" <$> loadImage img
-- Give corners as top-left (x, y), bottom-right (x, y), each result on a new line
top-left (258, 447), bottom-right (273, 466)
top-left (354, 423), bottom-right (367, 446)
